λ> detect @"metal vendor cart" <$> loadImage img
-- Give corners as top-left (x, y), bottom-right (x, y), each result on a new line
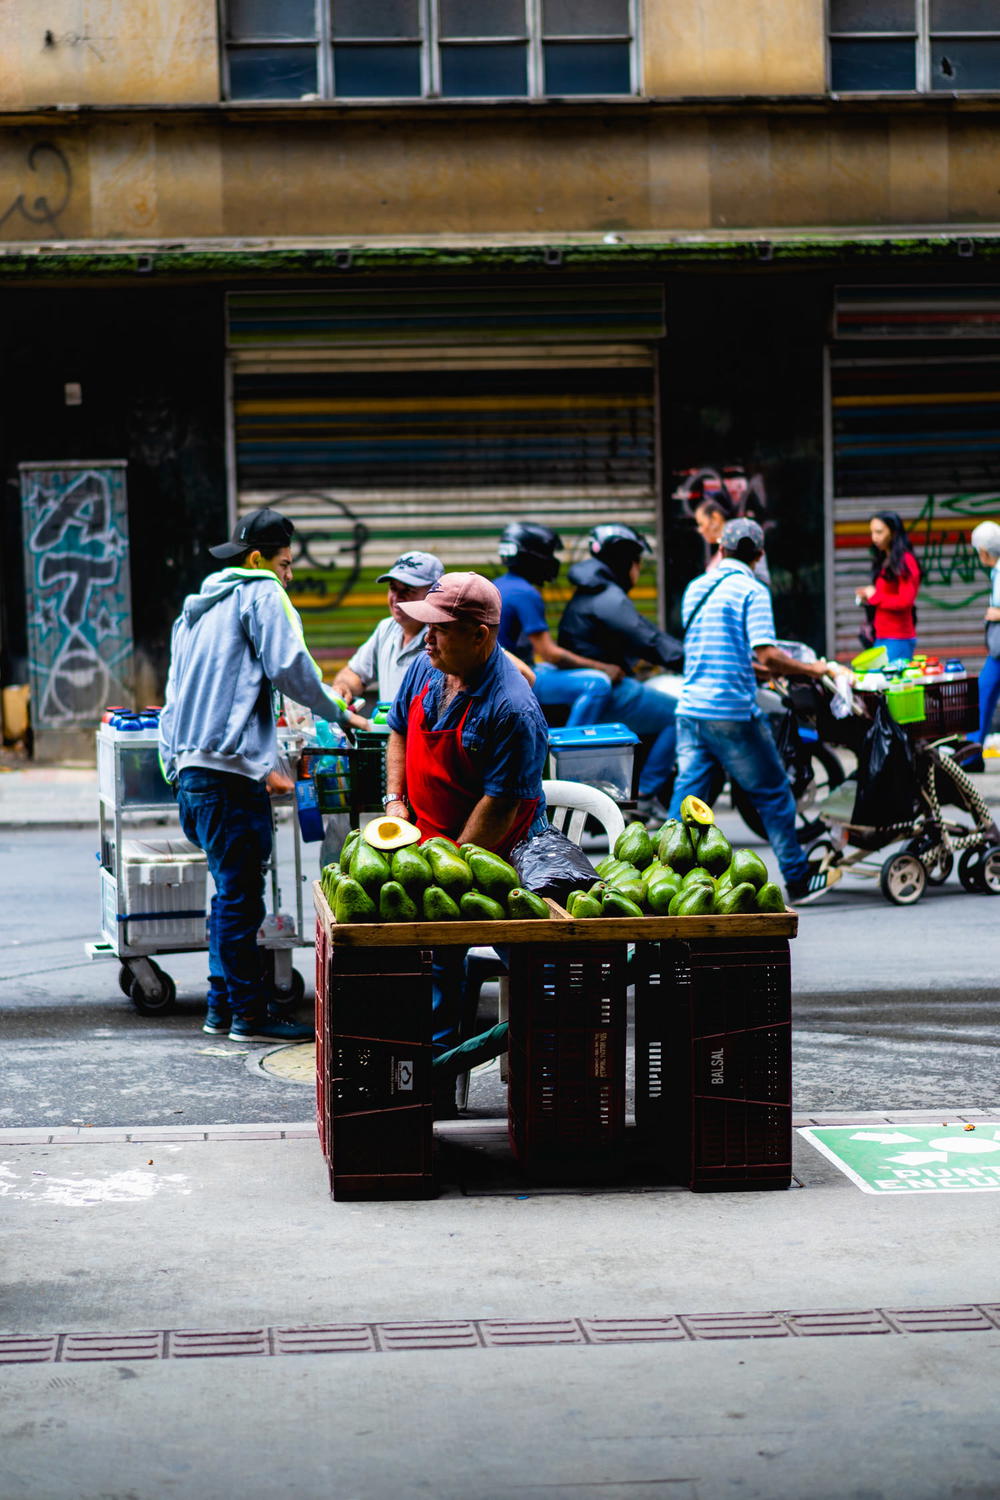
top-left (86, 713), bottom-right (315, 1014)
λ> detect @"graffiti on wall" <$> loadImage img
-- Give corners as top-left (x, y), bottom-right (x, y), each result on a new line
top-left (0, 142), bottom-right (72, 237)
top-left (909, 493), bottom-right (1000, 611)
top-left (20, 464), bottom-right (133, 728)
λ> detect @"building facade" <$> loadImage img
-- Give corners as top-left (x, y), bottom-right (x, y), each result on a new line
top-left (2, 0), bottom-right (1000, 747)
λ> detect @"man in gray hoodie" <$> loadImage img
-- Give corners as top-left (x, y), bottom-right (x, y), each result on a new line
top-left (159, 507), bottom-right (368, 1044)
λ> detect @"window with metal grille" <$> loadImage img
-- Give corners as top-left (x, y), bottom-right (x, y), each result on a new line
top-left (223, 0), bottom-right (636, 100)
top-left (829, 0), bottom-right (1000, 93)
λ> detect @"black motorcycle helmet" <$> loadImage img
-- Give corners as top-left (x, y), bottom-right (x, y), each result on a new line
top-left (588, 522), bottom-right (651, 587)
top-left (498, 521), bottom-right (563, 585)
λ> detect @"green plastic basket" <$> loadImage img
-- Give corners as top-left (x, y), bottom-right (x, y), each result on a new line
top-left (886, 683), bottom-right (925, 725)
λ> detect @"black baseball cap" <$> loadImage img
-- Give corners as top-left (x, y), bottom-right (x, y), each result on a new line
top-left (209, 507), bottom-right (295, 561)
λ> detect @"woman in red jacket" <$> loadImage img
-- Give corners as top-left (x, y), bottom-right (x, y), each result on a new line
top-left (858, 510), bottom-right (921, 663)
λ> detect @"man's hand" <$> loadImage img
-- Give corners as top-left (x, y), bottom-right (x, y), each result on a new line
top-left (384, 798), bottom-right (409, 818)
top-left (346, 711), bottom-right (371, 732)
top-left (600, 662), bottom-right (625, 684)
top-left (986, 606), bottom-right (1000, 622)
top-left (266, 768), bottom-right (295, 796)
top-left (857, 585), bottom-right (876, 602)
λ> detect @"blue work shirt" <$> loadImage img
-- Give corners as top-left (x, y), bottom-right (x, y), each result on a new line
top-left (496, 572), bottom-right (548, 663)
top-left (388, 644), bottom-right (549, 821)
top-left (677, 561), bottom-right (776, 721)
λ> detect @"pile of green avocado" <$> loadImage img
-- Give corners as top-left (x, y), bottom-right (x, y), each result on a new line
top-left (321, 829), bottom-right (550, 925)
top-left (565, 797), bottom-right (785, 919)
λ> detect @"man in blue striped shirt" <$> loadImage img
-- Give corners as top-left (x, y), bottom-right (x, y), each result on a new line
top-left (667, 520), bottom-right (847, 905)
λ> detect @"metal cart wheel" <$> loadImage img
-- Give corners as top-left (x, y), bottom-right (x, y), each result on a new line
top-left (879, 851), bottom-right (927, 905)
top-left (129, 960), bottom-right (178, 1016)
top-left (263, 952), bottom-right (306, 1010)
top-left (979, 845), bottom-right (1000, 894)
top-left (906, 837), bottom-right (953, 885)
top-left (118, 964), bottom-right (134, 997)
top-left (957, 849), bottom-right (986, 893)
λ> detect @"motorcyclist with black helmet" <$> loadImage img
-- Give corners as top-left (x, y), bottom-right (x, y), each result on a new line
top-left (495, 522), bottom-right (624, 726)
top-left (559, 523), bottom-right (684, 824)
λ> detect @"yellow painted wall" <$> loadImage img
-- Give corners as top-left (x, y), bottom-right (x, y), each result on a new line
top-left (2, 109), bottom-right (999, 244)
top-left (0, 0), bottom-right (219, 106)
top-left (641, 0), bottom-right (826, 96)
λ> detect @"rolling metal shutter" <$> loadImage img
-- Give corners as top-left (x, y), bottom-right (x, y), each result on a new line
top-left (227, 286), bottom-right (663, 661)
top-left (829, 289), bottom-right (1000, 666)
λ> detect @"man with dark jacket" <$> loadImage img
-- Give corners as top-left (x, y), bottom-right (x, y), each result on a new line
top-left (559, 524), bottom-right (683, 824)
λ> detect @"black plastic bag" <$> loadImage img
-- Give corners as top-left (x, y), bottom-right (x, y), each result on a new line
top-left (774, 709), bottom-right (815, 802)
top-left (851, 697), bottom-right (918, 829)
top-left (508, 825), bottom-right (598, 903)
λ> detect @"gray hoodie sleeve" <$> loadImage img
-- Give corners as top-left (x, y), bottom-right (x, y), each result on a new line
top-left (243, 583), bottom-right (351, 724)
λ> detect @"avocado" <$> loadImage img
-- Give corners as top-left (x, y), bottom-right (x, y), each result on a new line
top-left (714, 881), bottom-right (758, 915)
top-left (565, 889), bottom-right (588, 916)
top-left (350, 841), bottom-right (391, 899)
top-left (334, 876), bottom-right (377, 924)
top-left (646, 880), bottom-right (678, 915)
top-left (459, 843), bottom-right (492, 862)
top-left (680, 865), bottom-right (715, 890)
top-left (679, 794), bottom-right (715, 830)
top-left (697, 825), bottom-right (733, 878)
top-left (670, 884), bottom-right (715, 917)
top-left (657, 821), bottom-right (696, 875)
top-left (646, 868), bottom-right (681, 900)
top-left (602, 888), bottom-right (645, 918)
top-left (422, 885), bottom-right (461, 921)
top-left (507, 887), bottom-right (550, 920)
top-left (421, 836), bottom-right (462, 855)
top-left (729, 848), bottom-right (770, 891)
top-left (606, 872), bottom-right (646, 905)
top-left (594, 855), bottom-right (619, 878)
top-left (459, 891), bottom-right (506, 921)
top-left (572, 894), bottom-right (604, 918)
top-left (588, 879), bottom-right (607, 898)
top-left (467, 850), bottom-right (519, 902)
top-left (378, 880), bottom-right (419, 922)
top-left (714, 866), bottom-right (734, 895)
top-left (756, 881), bottom-right (786, 913)
top-left (614, 821), bottom-right (654, 869)
top-left (390, 844), bottom-right (433, 897)
top-left (338, 828), bottom-right (361, 868)
top-left (425, 844), bottom-right (474, 895)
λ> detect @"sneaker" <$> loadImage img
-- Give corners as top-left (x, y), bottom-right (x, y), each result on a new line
top-left (228, 1017), bottom-right (315, 1044)
top-left (202, 1008), bottom-right (231, 1036)
top-left (787, 866), bottom-right (842, 906)
top-left (635, 794), bottom-right (672, 829)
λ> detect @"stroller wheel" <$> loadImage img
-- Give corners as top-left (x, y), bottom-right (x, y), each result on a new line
top-left (905, 837), bottom-right (953, 885)
top-left (879, 851), bottom-right (927, 906)
top-left (959, 845), bottom-right (1000, 895)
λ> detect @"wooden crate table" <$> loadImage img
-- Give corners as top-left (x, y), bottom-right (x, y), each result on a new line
top-left (314, 883), bottom-right (797, 1199)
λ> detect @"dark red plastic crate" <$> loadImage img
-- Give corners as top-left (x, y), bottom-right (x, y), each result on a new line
top-left (634, 939), bottom-right (792, 1192)
top-left (321, 944), bottom-right (436, 1200)
top-left (506, 944), bottom-right (627, 1182)
top-left (914, 676), bottom-right (979, 738)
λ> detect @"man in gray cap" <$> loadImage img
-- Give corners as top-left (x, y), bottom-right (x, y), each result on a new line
top-left (332, 551), bottom-right (445, 707)
top-left (667, 518), bottom-right (850, 905)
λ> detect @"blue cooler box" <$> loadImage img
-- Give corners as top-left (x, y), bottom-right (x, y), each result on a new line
top-left (546, 723), bottom-right (639, 800)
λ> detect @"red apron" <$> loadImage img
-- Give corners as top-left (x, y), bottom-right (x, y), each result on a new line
top-left (405, 682), bottom-right (537, 858)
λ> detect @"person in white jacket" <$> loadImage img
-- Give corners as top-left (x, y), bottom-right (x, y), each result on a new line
top-left (160, 507), bottom-right (367, 1044)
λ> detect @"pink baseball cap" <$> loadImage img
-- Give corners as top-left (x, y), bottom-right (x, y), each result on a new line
top-left (397, 571), bottom-right (501, 628)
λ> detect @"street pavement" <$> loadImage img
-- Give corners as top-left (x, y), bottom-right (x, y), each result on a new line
top-left (1, 766), bottom-right (999, 1499)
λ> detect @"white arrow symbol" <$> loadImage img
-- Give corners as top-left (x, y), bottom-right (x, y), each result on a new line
top-left (888, 1151), bottom-right (949, 1166)
top-left (851, 1132), bottom-right (918, 1144)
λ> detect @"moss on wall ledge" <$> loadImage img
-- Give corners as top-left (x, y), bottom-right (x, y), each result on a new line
top-left (2, 234), bottom-right (1000, 281)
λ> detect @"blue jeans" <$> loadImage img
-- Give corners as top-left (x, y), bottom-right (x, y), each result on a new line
top-left (976, 655), bottom-right (1000, 743)
top-left (532, 662), bottom-right (614, 727)
top-left (177, 768), bottom-right (272, 1022)
top-left (877, 636), bottom-right (916, 663)
top-left (605, 678), bottom-right (677, 797)
top-left (667, 715), bottom-right (808, 887)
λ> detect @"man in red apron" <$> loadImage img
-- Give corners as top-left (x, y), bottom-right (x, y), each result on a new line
top-left (384, 573), bottom-right (550, 1068)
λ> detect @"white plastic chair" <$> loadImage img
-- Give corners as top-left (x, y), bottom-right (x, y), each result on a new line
top-left (457, 778), bottom-right (625, 1107)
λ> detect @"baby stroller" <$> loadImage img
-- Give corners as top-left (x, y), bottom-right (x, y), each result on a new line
top-left (788, 675), bottom-right (1000, 905)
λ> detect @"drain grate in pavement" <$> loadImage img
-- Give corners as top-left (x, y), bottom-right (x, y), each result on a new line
top-left (2, 1305), bottom-right (998, 1365)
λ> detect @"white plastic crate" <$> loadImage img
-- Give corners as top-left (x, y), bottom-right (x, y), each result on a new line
top-left (101, 839), bottom-right (208, 950)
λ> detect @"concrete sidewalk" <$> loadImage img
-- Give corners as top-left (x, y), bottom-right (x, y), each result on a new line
top-left (2, 1112), bottom-right (999, 1499)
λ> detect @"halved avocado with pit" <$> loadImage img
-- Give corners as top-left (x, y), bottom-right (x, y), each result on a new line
top-left (362, 816), bottom-right (422, 851)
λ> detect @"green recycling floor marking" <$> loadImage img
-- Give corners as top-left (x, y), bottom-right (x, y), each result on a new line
top-left (798, 1123), bottom-right (1000, 1195)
